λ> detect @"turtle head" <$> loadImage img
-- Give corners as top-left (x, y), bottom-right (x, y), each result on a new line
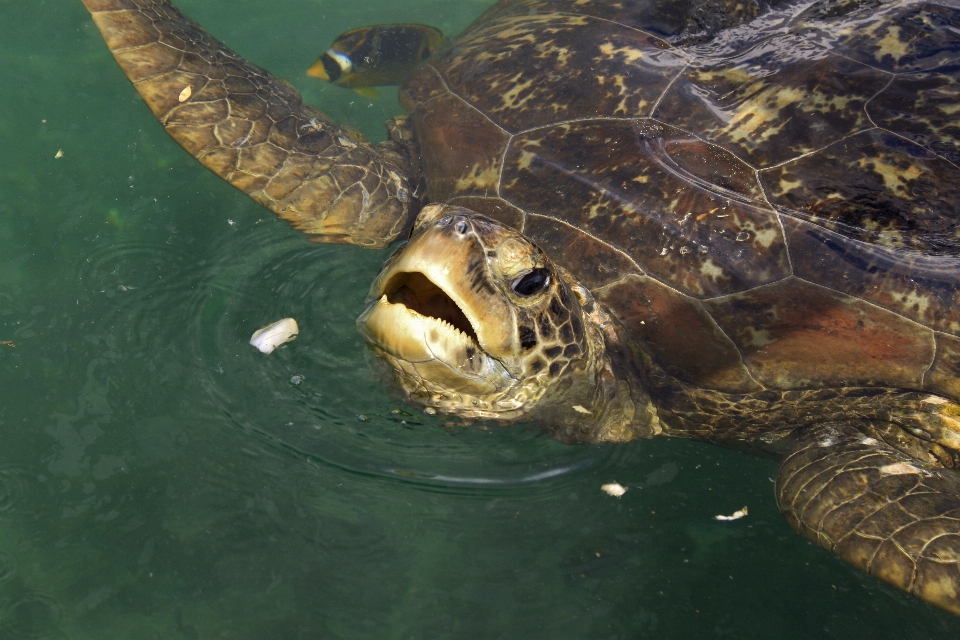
top-left (358, 205), bottom-right (659, 442)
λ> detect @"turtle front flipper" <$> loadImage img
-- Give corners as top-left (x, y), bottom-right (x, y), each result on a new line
top-left (777, 422), bottom-right (960, 615)
top-left (82, 0), bottom-right (414, 248)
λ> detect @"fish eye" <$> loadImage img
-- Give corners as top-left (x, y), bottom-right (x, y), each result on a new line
top-left (511, 268), bottom-right (551, 297)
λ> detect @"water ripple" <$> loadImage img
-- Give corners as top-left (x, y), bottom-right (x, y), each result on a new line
top-left (0, 594), bottom-right (64, 640)
top-left (85, 219), bottom-right (620, 498)
top-left (0, 469), bottom-right (24, 515)
top-left (0, 551), bottom-right (15, 583)
top-left (179, 226), bottom-right (614, 494)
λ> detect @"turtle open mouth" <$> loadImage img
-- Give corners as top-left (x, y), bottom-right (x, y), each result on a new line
top-left (382, 271), bottom-right (480, 345)
top-left (357, 210), bottom-right (519, 379)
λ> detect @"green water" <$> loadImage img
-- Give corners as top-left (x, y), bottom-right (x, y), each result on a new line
top-left (2, 0), bottom-right (960, 637)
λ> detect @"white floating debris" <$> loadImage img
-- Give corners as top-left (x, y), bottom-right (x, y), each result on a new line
top-left (601, 482), bottom-right (627, 497)
top-left (249, 318), bottom-right (299, 354)
top-left (55, 149), bottom-right (64, 159)
top-left (572, 405), bottom-right (592, 414)
top-left (178, 85), bottom-right (192, 102)
top-left (714, 506), bottom-right (748, 521)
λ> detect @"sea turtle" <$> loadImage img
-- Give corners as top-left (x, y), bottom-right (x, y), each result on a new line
top-left (81, 0), bottom-right (960, 615)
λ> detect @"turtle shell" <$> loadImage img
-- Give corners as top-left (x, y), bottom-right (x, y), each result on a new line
top-left (399, 0), bottom-right (960, 398)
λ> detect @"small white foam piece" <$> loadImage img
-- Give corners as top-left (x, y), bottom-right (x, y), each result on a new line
top-left (250, 318), bottom-right (299, 354)
top-left (601, 482), bottom-right (627, 497)
top-left (714, 506), bottom-right (748, 521)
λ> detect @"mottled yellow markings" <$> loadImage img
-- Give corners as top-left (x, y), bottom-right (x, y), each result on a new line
top-left (860, 216), bottom-right (908, 248)
top-left (598, 74), bottom-right (636, 115)
top-left (584, 192), bottom-right (610, 220)
top-left (726, 85), bottom-right (805, 143)
top-left (861, 218), bottom-right (886, 232)
top-left (900, 290), bottom-right (932, 317)
top-left (598, 42), bottom-right (644, 64)
top-left (807, 93), bottom-right (851, 114)
top-left (857, 156), bottom-right (922, 196)
top-left (503, 176), bottom-right (521, 191)
top-left (610, 74), bottom-right (627, 94)
top-left (552, 46), bottom-right (571, 67)
top-left (699, 259), bottom-right (725, 279)
top-left (522, 136), bottom-right (544, 148)
top-left (692, 66), bottom-right (754, 86)
top-left (499, 74), bottom-right (536, 110)
top-left (488, 15), bottom-right (587, 44)
top-left (875, 26), bottom-right (909, 63)
top-left (632, 174), bottom-right (649, 184)
top-left (744, 327), bottom-right (774, 347)
top-left (880, 232), bottom-right (908, 249)
top-left (490, 22), bottom-right (539, 42)
top-left (728, 213), bottom-right (781, 249)
top-left (455, 163), bottom-right (500, 193)
top-left (765, 86), bottom-right (806, 112)
top-left (777, 176), bottom-right (803, 194)
top-left (755, 227), bottom-right (780, 248)
top-left (516, 150), bottom-right (538, 171)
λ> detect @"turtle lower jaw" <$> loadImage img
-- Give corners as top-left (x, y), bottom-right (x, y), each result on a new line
top-left (357, 294), bottom-right (478, 368)
top-left (357, 293), bottom-right (516, 394)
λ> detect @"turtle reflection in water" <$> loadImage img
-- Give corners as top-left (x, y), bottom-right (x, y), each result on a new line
top-left (82, 0), bottom-right (960, 615)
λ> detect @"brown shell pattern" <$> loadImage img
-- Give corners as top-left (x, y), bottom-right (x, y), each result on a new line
top-left (400, 0), bottom-right (960, 395)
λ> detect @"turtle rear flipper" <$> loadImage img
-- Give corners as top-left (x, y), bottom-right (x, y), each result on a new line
top-left (82, 0), bottom-right (414, 248)
top-left (777, 422), bottom-right (960, 615)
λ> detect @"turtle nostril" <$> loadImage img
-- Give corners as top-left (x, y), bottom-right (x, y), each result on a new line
top-left (455, 220), bottom-right (468, 234)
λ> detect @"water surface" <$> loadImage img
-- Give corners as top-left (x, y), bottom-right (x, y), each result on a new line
top-left (2, 1), bottom-right (960, 637)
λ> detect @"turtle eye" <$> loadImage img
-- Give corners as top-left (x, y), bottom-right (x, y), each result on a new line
top-left (511, 268), bottom-right (551, 297)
